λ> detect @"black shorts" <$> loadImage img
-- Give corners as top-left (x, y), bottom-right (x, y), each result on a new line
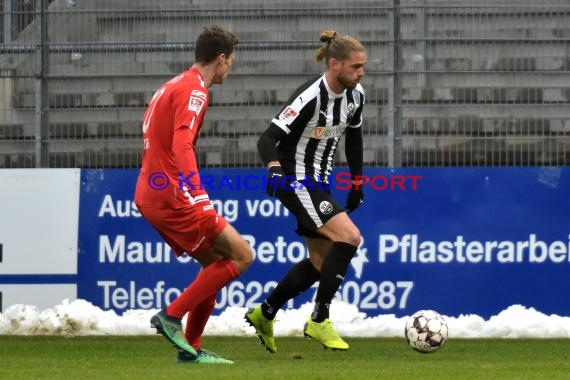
top-left (276, 179), bottom-right (345, 239)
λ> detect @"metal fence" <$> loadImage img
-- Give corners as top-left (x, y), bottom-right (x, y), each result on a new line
top-left (1, 0), bottom-right (569, 168)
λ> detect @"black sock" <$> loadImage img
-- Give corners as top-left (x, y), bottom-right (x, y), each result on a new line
top-left (261, 258), bottom-right (321, 320)
top-left (312, 242), bottom-right (357, 322)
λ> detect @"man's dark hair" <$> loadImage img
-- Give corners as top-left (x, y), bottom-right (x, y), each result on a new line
top-left (195, 26), bottom-right (239, 64)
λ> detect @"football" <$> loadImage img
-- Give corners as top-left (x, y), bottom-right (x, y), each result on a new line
top-left (405, 309), bottom-right (448, 353)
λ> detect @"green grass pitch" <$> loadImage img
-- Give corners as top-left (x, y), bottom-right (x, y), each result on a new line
top-left (1, 335), bottom-right (569, 380)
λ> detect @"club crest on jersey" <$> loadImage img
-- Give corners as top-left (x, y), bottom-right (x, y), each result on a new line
top-left (279, 106), bottom-right (298, 123)
top-left (319, 201), bottom-right (333, 215)
top-left (188, 90), bottom-right (207, 114)
top-left (347, 102), bottom-right (356, 119)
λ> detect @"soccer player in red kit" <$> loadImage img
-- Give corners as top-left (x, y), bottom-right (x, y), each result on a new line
top-left (134, 26), bottom-right (253, 364)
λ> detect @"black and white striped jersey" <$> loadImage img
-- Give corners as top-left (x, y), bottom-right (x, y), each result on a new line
top-left (270, 74), bottom-right (365, 185)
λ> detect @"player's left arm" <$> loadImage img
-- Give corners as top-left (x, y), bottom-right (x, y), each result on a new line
top-left (344, 91), bottom-right (365, 213)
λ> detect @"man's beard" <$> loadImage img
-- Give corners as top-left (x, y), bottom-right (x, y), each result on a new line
top-left (338, 75), bottom-right (358, 90)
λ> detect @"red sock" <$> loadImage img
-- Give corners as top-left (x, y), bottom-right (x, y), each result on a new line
top-left (167, 259), bottom-right (239, 319)
top-left (185, 293), bottom-right (216, 350)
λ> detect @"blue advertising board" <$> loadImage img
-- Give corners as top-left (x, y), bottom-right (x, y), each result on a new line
top-left (78, 167), bottom-right (570, 319)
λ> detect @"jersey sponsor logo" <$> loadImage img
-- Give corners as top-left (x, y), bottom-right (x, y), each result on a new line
top-left (279, 106), bottom-right (298, 123)
top-left (313, 126), bottom-right (325, 138)
top-left (188, 90), bottom-right (207, 114)
top-left (311, 124), bottom-right (346, 139)
top-left (319, 201), bottom-right (333, 215)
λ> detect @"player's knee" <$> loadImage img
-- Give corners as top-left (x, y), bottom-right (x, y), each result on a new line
top-left (343, 226), bottom-right (361, 247)
top-left (234, 244), bottom-right (253, 273)
top-left (242, 247), bottom-right (254, 267)
top-left (347, 233), bottom-right (361, 247)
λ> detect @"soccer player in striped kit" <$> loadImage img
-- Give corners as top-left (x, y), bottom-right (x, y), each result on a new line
top-left (135, 26), bottom-right (253, 364)
top-left (246, 30), bottom-right (367, 352)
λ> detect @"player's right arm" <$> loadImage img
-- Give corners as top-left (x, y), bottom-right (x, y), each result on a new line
top-left (258, 76), bottom-right (319, 168)
top-left (257, 99), bottom-right (315, 197)
top-left (257, 124), bottom-right (286, 169)
top-left (257, 78), bottom-right (317, 196)
top-left (257, 124), bottom-right (287, 197)
top-left (257, 95), bottom-right (316, 167)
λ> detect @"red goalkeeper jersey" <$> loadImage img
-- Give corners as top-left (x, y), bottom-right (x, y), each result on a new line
top-left (135, 67), bottom-right (210, 209)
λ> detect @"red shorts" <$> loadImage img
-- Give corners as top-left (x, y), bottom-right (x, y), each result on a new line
top-left (137, 202), bottom-right (227, 257)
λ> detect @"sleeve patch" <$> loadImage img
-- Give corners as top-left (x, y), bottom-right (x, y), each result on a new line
top-left (188, 90), bottom-right (207, 114)
top-left (278, 106), bottom-right (299, 124)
